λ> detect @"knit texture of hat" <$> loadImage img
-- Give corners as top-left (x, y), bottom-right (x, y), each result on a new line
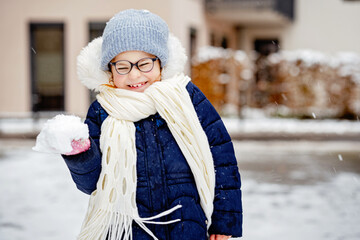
top-left (101, 9), bottom-right (169, 71)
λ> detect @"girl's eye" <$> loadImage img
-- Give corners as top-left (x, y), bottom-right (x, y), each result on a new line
top-left (117, 66), bottom-right (130, 70)
top-left (116, 64), bottom-right (130, 71)
top-left (139, 62), bottom-right (150, 67)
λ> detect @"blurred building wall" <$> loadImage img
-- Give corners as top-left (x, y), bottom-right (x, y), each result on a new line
top-left (282, 0), bottom-right (360, 53)
top-left (1, 0), bottom-right (360, 118)
top-left (206, 0), bottom-right (360, 55)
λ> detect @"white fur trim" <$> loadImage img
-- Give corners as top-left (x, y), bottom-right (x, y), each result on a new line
top-left (161, 33), bottom-right (188, 79)
top-left (77, 34), bottom-right (188, 92)
top-left (77, 37), bottom-right (110, 92)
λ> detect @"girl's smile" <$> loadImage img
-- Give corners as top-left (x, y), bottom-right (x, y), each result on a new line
top-left (128, 81), bottom-right (149, 91)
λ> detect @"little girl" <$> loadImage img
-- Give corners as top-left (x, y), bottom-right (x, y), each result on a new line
top-left (34, 9), bottom-right (242, 240)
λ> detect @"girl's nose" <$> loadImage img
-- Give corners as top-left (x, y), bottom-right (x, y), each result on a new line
top-left (128, 66), bottom-right (142, 79)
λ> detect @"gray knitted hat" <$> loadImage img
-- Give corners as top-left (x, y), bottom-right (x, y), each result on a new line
top-left (101, 9), bottom-right (169, 71)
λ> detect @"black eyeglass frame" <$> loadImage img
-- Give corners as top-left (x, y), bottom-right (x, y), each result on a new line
top-left (108, 57), bottom-right (159, 75)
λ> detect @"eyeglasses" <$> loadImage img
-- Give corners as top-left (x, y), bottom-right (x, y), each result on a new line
top-left (109, 57), bottom-right (159, 75)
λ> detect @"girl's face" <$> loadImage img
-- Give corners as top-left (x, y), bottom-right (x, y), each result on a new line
top-left (109, 51), bottom-right (161, 92)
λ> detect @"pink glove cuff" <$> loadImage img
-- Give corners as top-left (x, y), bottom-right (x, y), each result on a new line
top-left (65, 138), bottom-right (91, 156)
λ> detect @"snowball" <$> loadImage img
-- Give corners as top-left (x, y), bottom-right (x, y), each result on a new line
top-left (33, 115), bottom-right (89, 154)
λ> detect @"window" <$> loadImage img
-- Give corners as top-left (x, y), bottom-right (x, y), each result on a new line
top-left (190, 27), bottom-right (198, 77)
top-left (89, 22), bottom-right (106, 103)
top-left (221, 36), bottom-right (228, 49)
top-left (190, 27), bottom-right (198, 61)
top-left (89, 22), bottom-right (106, 41)
top-left (254, 39), bottom-right (280, 56)
top-left (210, 32), bottom-right (216, 46)
top-left (30, 23), bottom-right (64, 112)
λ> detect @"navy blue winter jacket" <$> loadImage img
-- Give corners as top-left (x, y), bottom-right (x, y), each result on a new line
top-left (63, 82), bottom-right (242, 239)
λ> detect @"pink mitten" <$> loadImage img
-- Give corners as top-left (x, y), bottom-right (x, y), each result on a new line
top-left (64, 138), bottom-right (91, 156)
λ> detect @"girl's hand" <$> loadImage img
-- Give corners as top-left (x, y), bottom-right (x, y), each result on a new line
top-left (64, 138), bottom-right (91, 155)
top-left (210, 234), bottom-right (232, 240)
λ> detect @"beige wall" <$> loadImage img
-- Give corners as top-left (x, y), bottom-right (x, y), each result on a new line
top-left (169, 0), bottom-right (207, 73)
top-left (283, 0), bottom-right (360, 54)
top-left (206, 16), bottom-right (238, 49)
top-left (0, 0), bottom-right (205, 117)
top-left (0, 1), bottom-right (30, 116)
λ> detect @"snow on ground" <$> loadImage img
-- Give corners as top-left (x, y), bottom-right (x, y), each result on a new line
top-left (1, 115), bottom-right (360, 136)
top-left (234, 140), bottom-right (360, 240)
top-left (242, 174), bottom-right (360, 240)
top-left (0, 140), bottom-right (88, 240)
top-left (223, 118), bottom-right (360, 135)
top-left (1, 139), bottom-right (359, 240)
top-left (221, 108), bottom-right (360, 135)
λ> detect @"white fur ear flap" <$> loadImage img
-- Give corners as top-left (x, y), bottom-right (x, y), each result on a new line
top-left (162, 33), bottom-right (188, 79)
top-left (77, 37), bottom-right (110, 92)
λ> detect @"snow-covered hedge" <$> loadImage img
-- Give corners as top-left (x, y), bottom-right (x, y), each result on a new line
top-left (192, 47), bottom-right (360, 119)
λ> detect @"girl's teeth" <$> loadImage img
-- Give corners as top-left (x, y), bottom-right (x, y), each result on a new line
top-left (130, 83), bottom-right (145, 88)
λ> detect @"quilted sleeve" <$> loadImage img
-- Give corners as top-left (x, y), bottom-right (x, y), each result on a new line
top-left (186, 81), bottom-right (243, 237)
top-left (62, 101), bottom-right (103, 195)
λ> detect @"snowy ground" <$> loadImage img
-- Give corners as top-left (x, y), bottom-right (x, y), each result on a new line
top-left (1, 115), bottom-right (360, 137)
top-left (1, 138), bottom-right (359, 240)
top-left (0, 140), bottom-right (88, 240)
top-left (234, 141), bottom-right (360, 240)
top-left (222, 115), bottom-right (360, 137)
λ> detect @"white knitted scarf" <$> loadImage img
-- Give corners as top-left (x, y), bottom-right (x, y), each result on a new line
top-left (78, 74), bottom-right (215, 240)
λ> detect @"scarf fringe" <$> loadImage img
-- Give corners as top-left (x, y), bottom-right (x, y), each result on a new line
top-left (78, 205), bottom-right (182, 240)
